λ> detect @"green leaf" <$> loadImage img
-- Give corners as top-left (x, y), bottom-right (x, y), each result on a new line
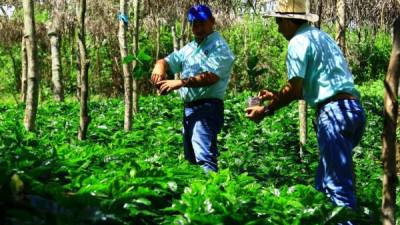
top-left (137, 49), bottom-right (152, 62)
top-left (135, 197), bottom-right (152, 206)
top-left (134, 67), bottom-right (145, 79)
top-left (123, 55), bottom-right (136, 64)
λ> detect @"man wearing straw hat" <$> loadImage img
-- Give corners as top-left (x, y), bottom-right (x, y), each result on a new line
top-left (246, 0), bottom-right (366, 213)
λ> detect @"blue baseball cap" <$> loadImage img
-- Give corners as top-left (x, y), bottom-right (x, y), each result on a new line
top-left (188, 5), bottom-right (213, 23)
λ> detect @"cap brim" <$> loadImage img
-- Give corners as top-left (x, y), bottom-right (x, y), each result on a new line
top-left (262, 12), bottom-right (319, 23)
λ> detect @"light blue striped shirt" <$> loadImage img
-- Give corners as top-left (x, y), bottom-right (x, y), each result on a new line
top-left (287, 24), bottom-right (360, 107)
top-left (165, 31), bottom-right (234, 102)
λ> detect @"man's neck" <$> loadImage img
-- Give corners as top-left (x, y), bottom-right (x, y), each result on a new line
top-left (195, 30), bottom-right (215, 44)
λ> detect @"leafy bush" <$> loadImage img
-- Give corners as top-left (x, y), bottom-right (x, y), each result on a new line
top-left (222, 16), bottom-right (288, 92)
top-left (347, 28), bottom-right (392, 83)
top-left (0, 81), bottom-right (393, 224)
top-left (0, 46), bottom-right (21, 98)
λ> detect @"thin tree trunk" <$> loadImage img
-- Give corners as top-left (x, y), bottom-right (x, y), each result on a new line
top-left (299, 100), bottom-right (307, 160)
top-left (21, 38), bottom-right (28, 102)
top-left (155, 18), bottom-right (160, 60)
top-left (172, 24), bottom-right (178, 52)
top-left (74, 18), bottom-right (81, 101)
top-left (95, 39), bottom-right (101, 93)
top-left (132, 0), bottom-right (140, 113)
top-left (76, 48), bottom-right (81, 100)
top-left (298, 0), bottom-right (308, 153)
top-left (316, 0), bottom-right (322, 29)
top-left (381, 1), bottom-right (386, 29)
top-left (22, 0), bottom-right (40, 132)
top-left (69, 27), bottom-right (77, 98)
top-left (172, 24), bottom-right (180, 80)
top-left (184, 23), bottom-right (191, 45)
top-left (382, 17), bottom-right (400, 225)
top-left (61, 28), bottom-right (69, 82)
top-left (76, 0), bottom-right (90, 140)
top-left (336, 0), bottom-right (346, 55)
top-left (48, 0), bottom-right (64, 102)
top-left (179, 10), bottom-right (187, 49)
top-left (244, 22), bottom-right (252, 89)
top-left (118, 0), bottom-right (133, 131)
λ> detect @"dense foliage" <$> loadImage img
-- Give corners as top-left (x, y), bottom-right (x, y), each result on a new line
top-left (0, 81), bottom-right (397, 224)
top-left (0, 15), bottom-right (393, 99)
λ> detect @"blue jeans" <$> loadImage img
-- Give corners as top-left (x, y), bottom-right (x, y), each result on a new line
top-left (183, 99), bottom-right (224, 172)
top-left (316, 99), bottom-right (366, 209)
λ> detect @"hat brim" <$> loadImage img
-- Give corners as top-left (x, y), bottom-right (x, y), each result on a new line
top-left (262, 12), bottom-right (319, 23)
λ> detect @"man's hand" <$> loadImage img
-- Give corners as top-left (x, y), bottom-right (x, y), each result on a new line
top-left (258, 90), bottom-right (276, 101)
top-left (157, 80), bottom-right (184, 95)
top-left (150, 59), bottom-right (168, 87)
top-left (246, 105), bottom-right (266, 122)
top-left (151, 72), bottom-right (166, 87)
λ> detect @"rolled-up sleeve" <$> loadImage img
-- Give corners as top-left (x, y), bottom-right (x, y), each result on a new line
top-left (165, 50), bottom-right (183, 74)
top-left (201, 45), bottom-right (234, 79)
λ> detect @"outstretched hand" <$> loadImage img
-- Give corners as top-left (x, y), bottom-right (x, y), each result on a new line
top-left (246, 105), bottom-right (265, 123)
top-left (258, 89), bottom-right (275, 101)
top-left (151, 73), bottom-right (166, 87)
top-left (157, 80), bottom-right (184, 95)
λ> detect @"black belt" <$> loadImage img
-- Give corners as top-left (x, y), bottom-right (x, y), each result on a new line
top-left (316, 93), bottom-right (357, 112)
top-left (184, 98), bottom-right (222, 107)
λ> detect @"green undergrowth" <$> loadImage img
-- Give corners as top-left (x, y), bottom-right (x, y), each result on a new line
top-left (0, 81), bottom-right (396, 224)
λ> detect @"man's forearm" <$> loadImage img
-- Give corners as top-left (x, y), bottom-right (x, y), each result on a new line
top-left (268, 85), bottom-right (295, 111)
top-left (268, 78), bottom-right (303, 112)
top-left (182, 72), bottom-right (220, 87)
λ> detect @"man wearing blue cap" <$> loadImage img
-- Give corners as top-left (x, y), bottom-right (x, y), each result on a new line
top-left (150, 5), bottom-right (235, 173)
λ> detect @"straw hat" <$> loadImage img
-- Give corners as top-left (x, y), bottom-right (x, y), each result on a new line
top-left (263, 0), bottom-right (319, 23)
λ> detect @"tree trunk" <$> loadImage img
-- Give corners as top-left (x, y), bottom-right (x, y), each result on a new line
top-left (179, 10), bottom-right (187, 49)
top-left (118, 0), bottom-right (133, 131)
top-left (299, 100), bottom-right (307, 160)
top-left (75, 19), bottom-right (81, 101)
top-left (48, 0), bottom-right (64, 102)
top-left (316, 0), bottom-right (323, 29)
top-left (172, 24), bottom-right (180, 80)
top-left (172, 24), bottom-right (178, 52)
top-left (244, 22), bottom-right (252, 89)
top-left (69, 27), bottom-right (76, 97)
top-left (155, 18), bottom-right (160, 60)
top-left (381, 17), bottom-right (400, 225)
top-left (76, 49), bottom-right (81, 100)
top-left (76, 0), bottom-right (90, 140)
top-left (184, 23), bottom-right (191, 45)
top-left (94, 39), bottom-right (101, 92)
top-left (132, 0), bottom-right (140, 113)
top-left (22, 0), bottom-right (40, 132)
top-left (336, 0), bottom-right (346, 55)
top-left (21, 38), bottom-right (28, 102)
top-left (381, 1), bottom-right (386, 29)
